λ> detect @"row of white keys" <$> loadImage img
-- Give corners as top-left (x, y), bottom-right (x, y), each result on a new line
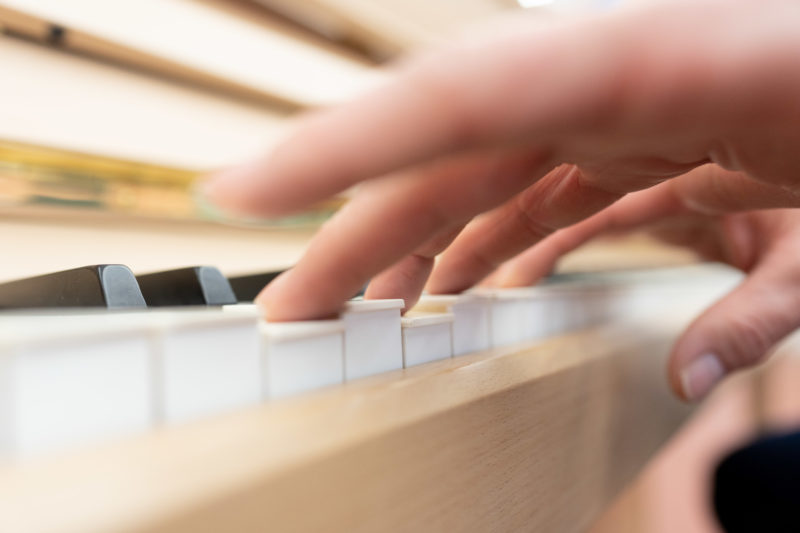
top-left (226, 298), bottom-right (405, 391)
top-left (0, 285), bottom-right (624, 457)
top-left (411, 294), bottom-right (491, 355)
top-left (169, 266), bottom-right (744, 420)
top-left (0, 313), bottom-right (153, 457)
top-left (416, 285), bottom-right (618, 351)
top-left (0, 309), bottom-right (262, 457)
top-left (417, 289), bottom-right (560, 349)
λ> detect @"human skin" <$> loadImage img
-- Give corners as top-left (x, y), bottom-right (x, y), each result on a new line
top-left (203, 0), bottom-right (800, 400)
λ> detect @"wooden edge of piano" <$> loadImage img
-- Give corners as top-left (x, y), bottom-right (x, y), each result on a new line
top-left (0, 302), bottom-right (700, 533)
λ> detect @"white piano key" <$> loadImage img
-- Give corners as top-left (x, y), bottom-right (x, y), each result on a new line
top-left (471, 289), bottom-right (532, 347)
top-left (543, 293), bottom-right (578, 335)
top-left (542, 288), bottom-right (586, 332)
top-left (225, 305), bottom-right (348, 397)
top-left (0, 313), bottom-right (153, 457)
top-left (222, 303), bottom-right (261, 316)
top-left (261, 320), bottom-right (345, 399)
top-left (515, 289), bottom-right (552, 341)
top-left (342, 299), bottom-right (404, 380)
top-left (491, 296), bottom-right (527, 346)
top-left (154, 310), bottom-right (261, 424)
top-left (414, 294), bottom-right (491, 356)
top-left (532, 282), bottom-right (611, 334)
top-left (475, 285), bottom-right (612, 346)
top-left (401, 312), bottom-right (454, 367)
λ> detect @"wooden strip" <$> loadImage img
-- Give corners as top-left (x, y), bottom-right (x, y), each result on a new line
top-left (0, 309), bottom-right (694, 533)
top-left (0, 35), bottom-right (287, 168)
top-left (0, 5), bottom-right (296, 111)
top-left (0, 0), bottom-right (383, 108)
top-left (255, 0), bottom-right (524, 57)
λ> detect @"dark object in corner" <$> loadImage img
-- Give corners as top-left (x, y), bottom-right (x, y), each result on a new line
top-left (713, 429), bottom-right (800, 533)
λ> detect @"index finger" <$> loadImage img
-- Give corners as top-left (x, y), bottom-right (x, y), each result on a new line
top-left (203, 1), bottom-right (738, 217)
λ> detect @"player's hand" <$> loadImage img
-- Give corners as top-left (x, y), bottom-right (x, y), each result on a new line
top-left (475, 167), bottom-right (800, 400)
top-left (202, 0), bottom-right (800, 394)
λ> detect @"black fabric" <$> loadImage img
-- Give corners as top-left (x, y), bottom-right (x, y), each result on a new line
top-left (713, 430), bottom-right (800, 532)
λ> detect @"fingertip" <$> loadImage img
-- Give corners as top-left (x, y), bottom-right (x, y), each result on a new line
top-left (254, 271), bottom-right (288, 321)
top-left (199, 159), bottom-right (308, 219)
top-left (493, 268), bottom-right (530, 289)
top-left (199, 164), bottom-right (262, 216)
top-left (366, 255), bottom-right (433, 313)
top-left (425, 262), bottom-right (470, 295)
top-left (365, 285), bottom-right (421, 315)
top-left (424, 276), bottom-right (465, 296)
top-left (666, 353), bottom-right (696, 403)
top-left (256, 271), bottom-right (341, 322)
top-left (477, 270), bottom-right (502, 288)
top-left (678, 353), bottom-right (726, 402)
top-left (668, 321), bottom-right (728, 402)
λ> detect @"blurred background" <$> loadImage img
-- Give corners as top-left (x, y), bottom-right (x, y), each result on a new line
top-left (0, 1), bottom-right (796, 531)
top-left (0, 0), bottom-right (651, 280)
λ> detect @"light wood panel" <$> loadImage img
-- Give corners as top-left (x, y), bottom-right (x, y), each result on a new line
top-left (0, 306), bottom-right (697, 533)
top-left (253, 0), bottom-right (631, 60)
top-left (0, 0), bottom-right (383, 108)
top-left (255, 0), bottom-right (524, 58)
top-left (0, 35), bottom-right (288, 169)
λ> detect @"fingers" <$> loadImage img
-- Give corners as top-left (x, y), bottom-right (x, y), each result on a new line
top-left (670, 216), bottom-right (800, 400)
top-left (428, 161), bottom-right (694, 293)
top-left (256, 146), bottom-right (550, 321)
top-left (203, 0), bottom-right (800, 218)
top-left (202, 12), bottom-right (628, 216)
top-left (261, 157), bottom-right (798, 321)
top-left (477, 177), bottom-right (688, 288)
top-left (364, 225), bottom-right (464, 312)
top-left (426, 164), bottom-right (625, 293)
top-left (436, 164), bottom-right (800, 292)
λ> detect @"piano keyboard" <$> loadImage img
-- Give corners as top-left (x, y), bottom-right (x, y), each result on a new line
top-left (0, 263), bottom-right (743, 459)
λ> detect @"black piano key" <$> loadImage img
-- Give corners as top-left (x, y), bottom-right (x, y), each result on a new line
top-left (0, 265), bottom-right (146, 309)
top-left (228, 271), bottom-right (283, 302)
top-left (137, 266), bottom-right (237, 307)
top-left (228, 270), bottom-right (367, 303)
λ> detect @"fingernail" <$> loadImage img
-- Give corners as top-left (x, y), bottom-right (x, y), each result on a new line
top-left (193, 179), bottom-right (240, 220)
top-left (681, 353), bottom-right (726, 401)
top-left (200, 171), bottom-right (240, 203)
top-left (198, 163), bottom-right (262, 211)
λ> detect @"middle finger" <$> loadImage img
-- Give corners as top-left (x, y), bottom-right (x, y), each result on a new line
top-left (257, 144), bottom-right (551, 321)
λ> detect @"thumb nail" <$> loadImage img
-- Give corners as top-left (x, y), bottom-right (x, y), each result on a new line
top-left (681, 353), bottom-right (726, 401)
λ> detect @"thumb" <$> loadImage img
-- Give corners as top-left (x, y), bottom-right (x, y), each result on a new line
top-left (670, 239), bottom-right (800, 401)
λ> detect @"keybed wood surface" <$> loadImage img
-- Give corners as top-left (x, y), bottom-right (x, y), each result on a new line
top-left (0, 297), bottom-right (706, 533)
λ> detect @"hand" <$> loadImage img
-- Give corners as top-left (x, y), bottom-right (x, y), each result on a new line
top-left (482, 169), bottom-right (800, 400)
top-left (203, 0), bottom-right (800, 399)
